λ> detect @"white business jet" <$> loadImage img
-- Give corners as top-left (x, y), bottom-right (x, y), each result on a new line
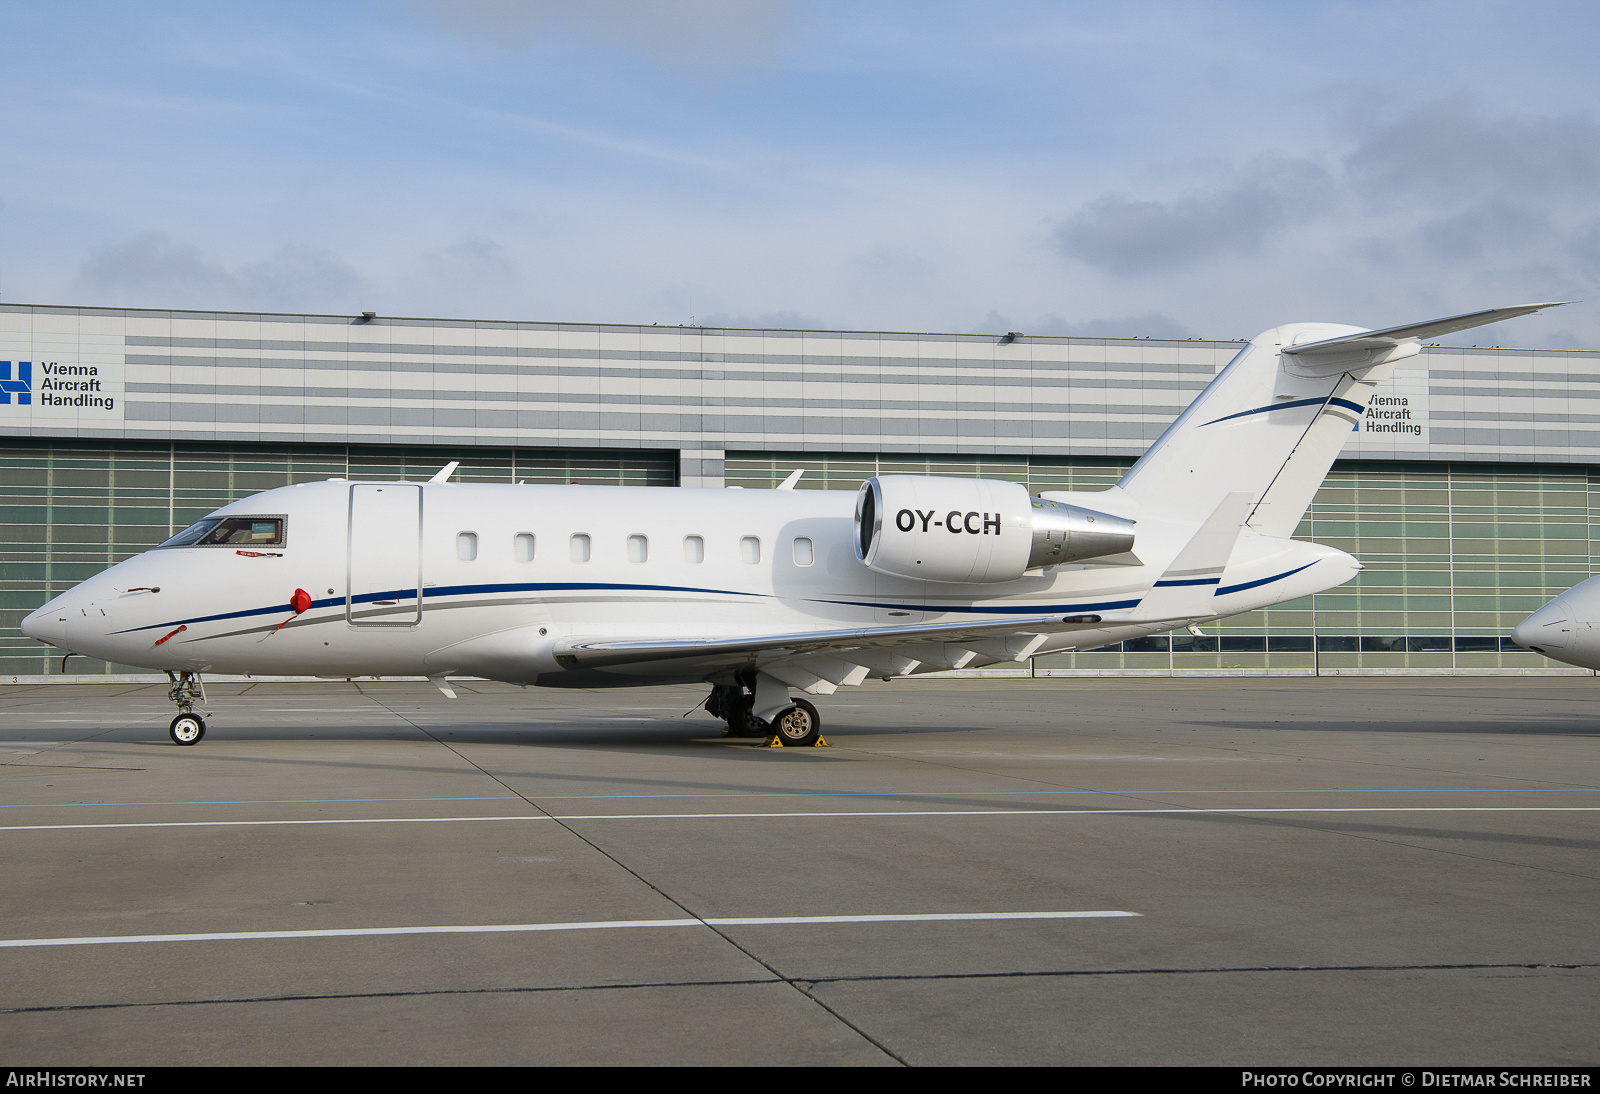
top-left (22, 304), bottom-right (1563, 746)
top-left (1511, 577), bottom-right (1600, 668)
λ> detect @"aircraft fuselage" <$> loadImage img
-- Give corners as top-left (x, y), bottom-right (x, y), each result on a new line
top-left (23, 478), bottom-right (1352, 686)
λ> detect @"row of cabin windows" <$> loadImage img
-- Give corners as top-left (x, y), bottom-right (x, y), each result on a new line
top-left (455, 532), bottom-right (814, 566)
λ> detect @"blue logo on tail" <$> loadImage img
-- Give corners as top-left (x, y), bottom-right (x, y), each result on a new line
top-left (0, 361), bottom-right (31, 405)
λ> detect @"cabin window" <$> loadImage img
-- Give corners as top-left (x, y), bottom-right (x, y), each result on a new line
top-left (158, 516), bottom-right (285, 548)
top-left (684, 535), bottom-right (704, 564)
top-left (628, 534), bottom-right (648, 563)
top-left (793, 537), bottom-right (814, 566)
top-left (456, 532), bottom-right (478, 561)
top-left (514, 533), bottom-right (535, 562)
top-left (740, 536), bottom-right (761, 565)
top-left (570, 534), bottom-right (591, 563)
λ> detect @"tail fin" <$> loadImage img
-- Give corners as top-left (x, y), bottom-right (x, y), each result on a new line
top-left (1116, 303), bottom-right (1566, 535)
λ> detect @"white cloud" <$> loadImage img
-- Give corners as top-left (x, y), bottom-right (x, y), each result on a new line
top-left (1055, 159), bottom-right (1337, 276)
top-left (1047, 97), bottom-right (1600, 346)
top-left (697, 310), bottom-right (825, 330)
top-left (973, 308), bottom-right (1193, 339)
top-left (72, 233), bottom-right (369, 314)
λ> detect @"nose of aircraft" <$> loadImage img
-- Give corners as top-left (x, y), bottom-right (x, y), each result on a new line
top-left (1511, 601), bottom-right (1568, 652)
top-left (21, 585), bottom-right (88, 646)
top-left (20, 599), bottom-right (71, 649)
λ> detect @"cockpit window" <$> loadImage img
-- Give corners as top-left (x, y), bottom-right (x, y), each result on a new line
top-left (158, 516), bottom-right (286, 548)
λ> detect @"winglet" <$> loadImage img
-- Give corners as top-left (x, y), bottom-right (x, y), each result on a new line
top-left (429, 461), bottom-right (460, 484)
top-left (777, 469), bottom-right (806, 490)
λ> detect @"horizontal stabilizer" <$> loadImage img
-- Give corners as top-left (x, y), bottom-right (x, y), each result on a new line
top-left (1117, 300), bottom-right (1563, 529)
top-left (1282, 302), bottom-right (1568, 357)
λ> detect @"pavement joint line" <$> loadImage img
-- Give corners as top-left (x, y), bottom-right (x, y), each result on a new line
top-left (381, 702), bottom-right (909, 1066)
top-left (6, 959), bottom-right (1596, 1017)
top-left (5, 787), bottom-right (1599, 809)
top-left (0, 978), bottom-right (785, 1015)
top-left (5, 806), bottom-right (1600, 833)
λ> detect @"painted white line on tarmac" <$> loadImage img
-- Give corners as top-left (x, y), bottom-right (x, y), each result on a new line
top-left (1, 806), bottom-right (1598, 833)
top-left (0, 910), bottom-right (1140, 949)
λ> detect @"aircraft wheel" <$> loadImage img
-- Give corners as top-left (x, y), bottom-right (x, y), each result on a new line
top-left (772, 699), bottom-right (821, 747)
top-left (169, 713), bottom-right (205, 745)
top-left (727, 696), bottom-right (766, 738)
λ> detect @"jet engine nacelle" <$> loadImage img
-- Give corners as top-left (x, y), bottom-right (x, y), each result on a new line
top-left (854, 475), bottom-right (1136, 583)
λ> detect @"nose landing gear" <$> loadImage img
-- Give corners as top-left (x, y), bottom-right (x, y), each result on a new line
top-left (166, 671), bottom-right (207, 745)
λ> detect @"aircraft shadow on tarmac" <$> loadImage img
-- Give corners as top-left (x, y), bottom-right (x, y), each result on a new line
top-left (1177, 718), bottom-right (1600, 736)
top-left (93, 713), bottom-right (1001, 750)
top-left (1147, 809), bottom-right (1600, 852)
top-left (36, 726), bottom-right (1111, 810)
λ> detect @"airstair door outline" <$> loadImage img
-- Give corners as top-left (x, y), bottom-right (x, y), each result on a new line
top-left (347, 484), bottom-right (423, 626)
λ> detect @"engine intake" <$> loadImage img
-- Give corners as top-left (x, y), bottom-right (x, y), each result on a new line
top-left (855, 476), bottom-right (1135, 583)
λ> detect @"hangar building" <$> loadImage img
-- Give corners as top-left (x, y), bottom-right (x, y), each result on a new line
top-left (2, 302), bottom-right (1595, 679)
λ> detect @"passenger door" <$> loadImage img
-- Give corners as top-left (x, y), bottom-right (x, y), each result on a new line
top-left (347, 484), bottom-right (422, 626)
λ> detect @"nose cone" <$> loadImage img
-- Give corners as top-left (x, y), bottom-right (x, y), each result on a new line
top-left (21, 598), bottom-right (70, 649)
top-left (1511, 601), bottom-right (1569, 653)
top-left (1507, 575), bottom-right (1600, 669)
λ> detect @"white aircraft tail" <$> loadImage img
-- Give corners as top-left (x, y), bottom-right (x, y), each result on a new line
top-left (1136, 492), bottom-right (1253, 618)
top-left (1115, 303), bottom-right (1565, 536)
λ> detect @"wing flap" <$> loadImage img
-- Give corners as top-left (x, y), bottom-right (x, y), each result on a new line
top-left (553, 611), bottom-right (1107, 670)
top-left (764, 662), bottom-right (839, 695)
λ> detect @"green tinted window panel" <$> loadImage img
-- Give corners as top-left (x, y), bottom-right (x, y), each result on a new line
top-left (724, 453), bottom-right (1134, 493)
top-left (1359, 570), bottom-right (1452, 587)
top-left (0, 562), bottom-right (49, 581)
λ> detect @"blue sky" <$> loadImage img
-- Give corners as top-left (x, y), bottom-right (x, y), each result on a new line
top-left (3, 0), bottom-right (1598, 345)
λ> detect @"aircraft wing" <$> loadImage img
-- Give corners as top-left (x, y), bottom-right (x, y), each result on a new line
top-left (554, 610), bottom-right (1116, 693)
top-left (1281, 302), bottom-right (1568, 357)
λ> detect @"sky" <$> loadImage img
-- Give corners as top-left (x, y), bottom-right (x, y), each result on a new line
top-left (2, 0), bottom-right (1598, 346)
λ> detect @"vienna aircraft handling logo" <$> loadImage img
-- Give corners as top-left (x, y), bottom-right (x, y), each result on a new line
top-left (0, 361), bottom-right (31, 405)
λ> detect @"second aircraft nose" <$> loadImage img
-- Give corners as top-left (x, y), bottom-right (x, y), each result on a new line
top-left (1511, 599), bottom-right (1572, 652)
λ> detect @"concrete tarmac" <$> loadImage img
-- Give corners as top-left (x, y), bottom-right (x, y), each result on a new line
top-left (1, 676), bottom-right (1597, 1066)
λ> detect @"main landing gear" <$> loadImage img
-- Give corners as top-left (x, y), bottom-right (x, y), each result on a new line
top-left (769, 698), bottom-right (822, 747)
top-left (704, 676), bottom-right (824, 747)
top-left (165, 670), bottom-right (207, 745)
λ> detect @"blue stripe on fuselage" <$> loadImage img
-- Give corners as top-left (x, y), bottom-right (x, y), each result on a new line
top-left (114, 564), bottom-right (1319, 638)
top-left (113, 581), bottom-right (765, 634)
top-left (1214, 563), bottom-right (1316, 596)
top-left (809, 596), bottom-right (1142, 615)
